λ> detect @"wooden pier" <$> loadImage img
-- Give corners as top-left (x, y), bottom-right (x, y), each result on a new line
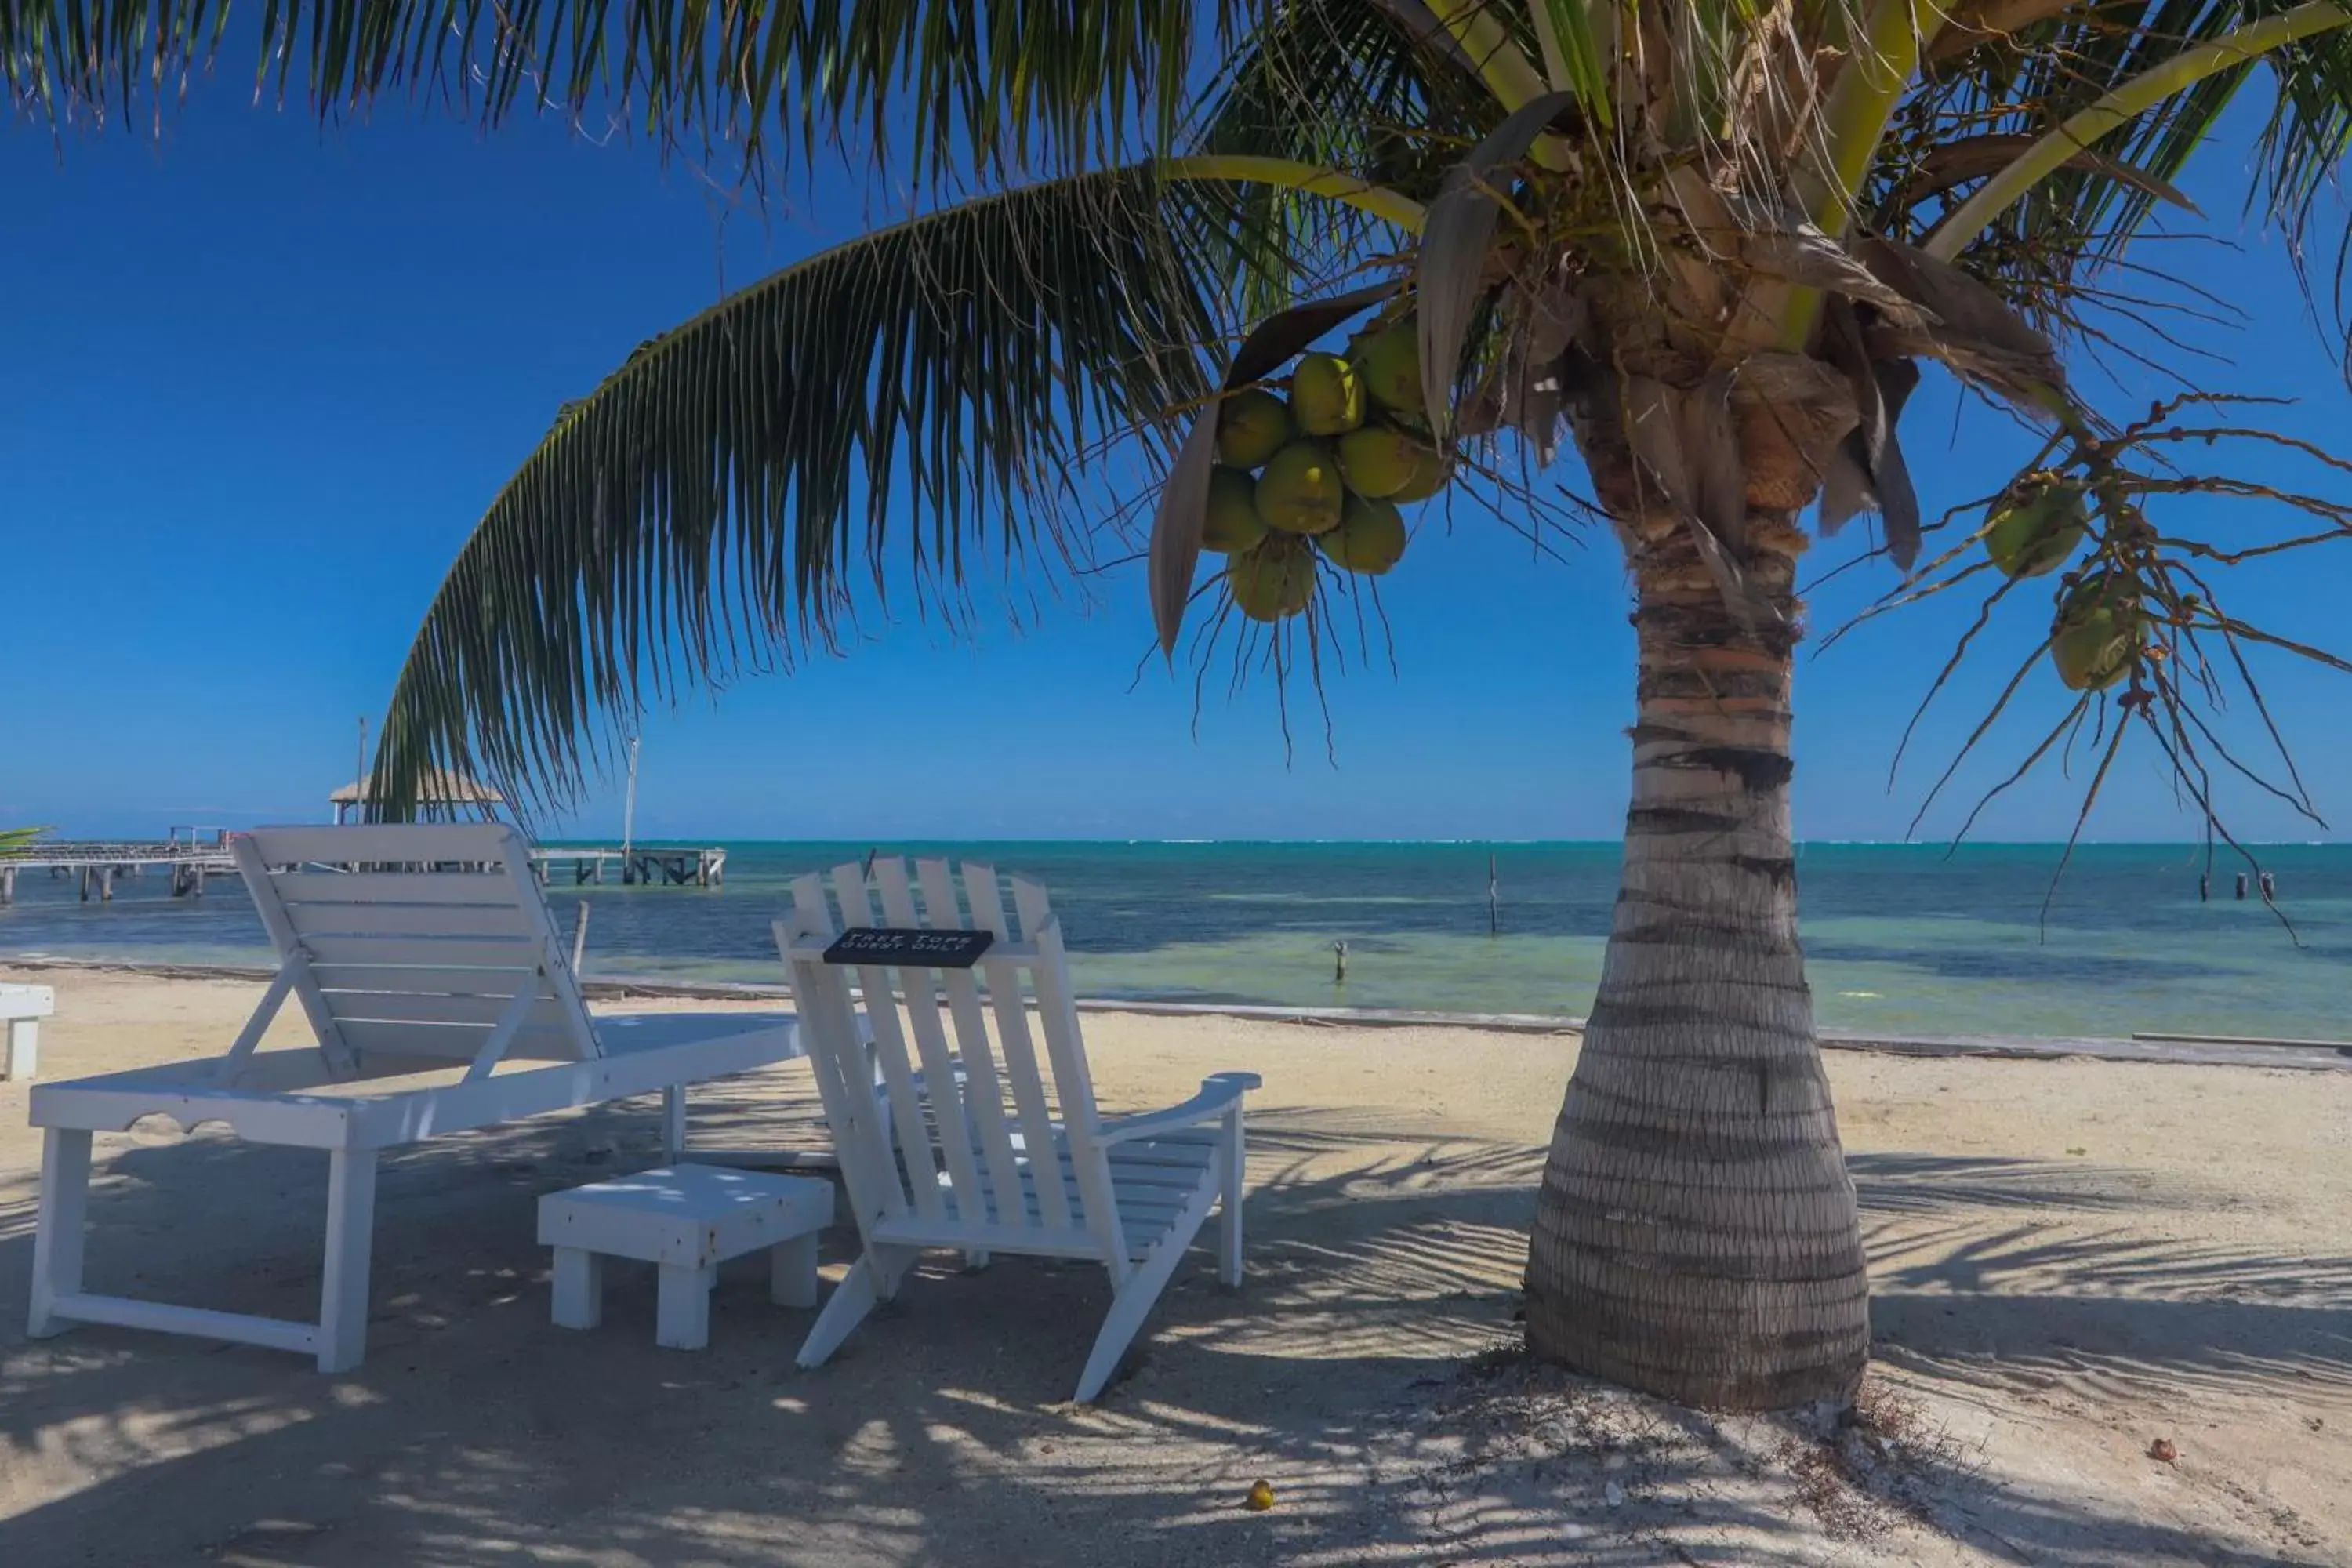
top-left (530, 846), bottom-right (728, 887)
top-left (0, 841), bottom-right (239, 904)
top-left (2, 837), bottom-right (728, 902)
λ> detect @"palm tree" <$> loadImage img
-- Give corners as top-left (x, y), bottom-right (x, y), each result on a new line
top-left (24, 0), bottom-right (2352, 1410)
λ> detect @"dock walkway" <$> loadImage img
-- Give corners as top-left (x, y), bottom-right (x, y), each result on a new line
top-left (0, 842), bottom-right (237, 902)
top-left (2, 840), bottom-right (728, 902)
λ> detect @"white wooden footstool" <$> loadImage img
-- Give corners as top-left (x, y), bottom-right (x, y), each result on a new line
top-left (537, 1164), bottom-right (833, 1351)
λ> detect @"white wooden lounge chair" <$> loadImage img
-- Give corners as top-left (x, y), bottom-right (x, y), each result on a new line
top-left (777, 857), bottom-right (1258, 1403)
top-left (26, 823), bottom-right (804, 1372)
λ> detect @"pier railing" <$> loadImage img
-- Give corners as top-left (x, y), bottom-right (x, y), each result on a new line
top-left (0, 840), bottom-right (238, 902)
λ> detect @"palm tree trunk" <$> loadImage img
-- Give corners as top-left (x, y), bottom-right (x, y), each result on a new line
top-left (1521, 508), bottom-right (1869, 1410)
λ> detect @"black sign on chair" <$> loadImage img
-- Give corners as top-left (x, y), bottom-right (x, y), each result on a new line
top-left (820, 927), bottom-right (996, 969)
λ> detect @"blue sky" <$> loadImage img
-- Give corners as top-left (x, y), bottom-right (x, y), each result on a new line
top-left (5, 86), bottom-right (2351, 844)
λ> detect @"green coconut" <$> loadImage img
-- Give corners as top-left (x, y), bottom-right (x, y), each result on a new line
top-left (1228, 536), bottom-right (1316, 622)
top-left (1336, 425), bottom-right (1428, 499)
top-left (1386, 441), bottom-right (1452, 503)
top-left (1316, 494), bottom-right (1408, 575)
top-left (1291, 353), bottom-right (1365, 436)
top-left (1255, 441), bottom-right (1345, 534)
top-left (1985, 479), bottom-right (2089, 579)
top-left (1355, 319), bottom-right (1423, 415)
top-left (1216, 388), bottom-right (1294, 469)
top-left (1203, 466), bottom-right (1269, 554)
top-left (2050, 574), bottom-right (2142, 691)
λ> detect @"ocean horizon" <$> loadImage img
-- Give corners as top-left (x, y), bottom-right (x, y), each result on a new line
top-left (5, 837), bottom-right (2347, 1042)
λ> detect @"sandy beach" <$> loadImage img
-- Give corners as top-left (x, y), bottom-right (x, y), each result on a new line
top-left (2, 964), bottom-right (2347, 1565)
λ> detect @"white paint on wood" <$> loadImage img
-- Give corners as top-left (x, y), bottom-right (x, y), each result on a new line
top-left (2, 984), bottom-right (53, 1081)
top-left (27, 1129), bottom-right (90, 1338)
top-left (771, 1232), bottom-right (819, 1309)
top-left (537, 1165), bottom-right (831, 1350)
top-left (778, 858), bottom-right (1259, 1402)
top-left (550, 1247), bottom-right (604, 1330)
top-left (318, 1149), bottom-right (378, 1373)
top-left (25, 824), bottom-right (811, 1370)
top-left (656, 1264), bottom-right (715, 1350)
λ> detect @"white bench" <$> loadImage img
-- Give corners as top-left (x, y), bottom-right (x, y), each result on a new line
top-left (538, 1164), bottom-right (833, 1351)
top-left (2, 982), bottom-right (53, 1081)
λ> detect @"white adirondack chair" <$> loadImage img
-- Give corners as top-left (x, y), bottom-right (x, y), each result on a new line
top-left (27, 823), bottom-right (805, 1372)
top-left (777, 857), bottom-right (1259, 1403)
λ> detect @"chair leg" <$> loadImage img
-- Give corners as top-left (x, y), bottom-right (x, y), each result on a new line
top-left (1074, 1218), bottom-right (1199, 1404)
top-left (662, 1084), bottom-right (688, 1164)
top-left (27, 1128), bottom-right (92, 1339)
top-left (318, 1149), bottom-right (378, 1374)
top-left (552, 1247), bottom-right (604, 1329)
top-left (1218, 1106), bottom-right (1247, 1289)
top-left (770, 1234), bottom-right (818, 1310)
top-left (795, 1245), bottom-right (913, 1370)
top-left (655, 1263), bottom-right (715, 1350)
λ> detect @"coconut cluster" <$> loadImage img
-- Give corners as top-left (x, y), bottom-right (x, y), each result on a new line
top-left (1982, 475), bottom-right (2151, 692)
top-left (1205, 316), bottom-right (1456, 622)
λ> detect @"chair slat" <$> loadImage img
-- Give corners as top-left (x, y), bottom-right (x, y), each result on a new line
top-left (856, 860), bottom-right (983, 1222)
top-left (856, 964), bottom-right (946, 1222)
top-left (275, 872), bottom-right (521, 907)
top-left (336, 1017), bottom-right (578, 1062)
top-left (869, 861), bottom-right (1000, 1229)
top-left (281, 901), bottom-right (541, 941)
top-left (312, 989), bottom-right (575, 1033)
top-left (786, 874), bottom-right (907, 1225)
top-left (298, 935), bottom-right (540, 970)
top-left (964, 863), bottom-right (1071, 1231)
top-left (1014, 880), bottom-right (1128, 1284)
top-left (913, 858), bottom-right (1028, 1230)
top-left (245, 823), bottom-right (514, 867)
top-left (307, 964), bottom-right (543, 997)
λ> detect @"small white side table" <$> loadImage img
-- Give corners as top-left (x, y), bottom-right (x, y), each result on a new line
top-left (2, 983), bottom-right (53, 1081)
top-left (537, 1164), bottom-right (833, 1350)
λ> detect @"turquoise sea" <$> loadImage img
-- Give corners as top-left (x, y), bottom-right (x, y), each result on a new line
top-left (3, 841), bottom-right (2348, 1041)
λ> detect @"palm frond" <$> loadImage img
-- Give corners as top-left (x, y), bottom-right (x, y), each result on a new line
top-left (1189, 0), bottom-right (1486, 316)
top-left (2, 0), bottom-right (1230, 183)
top-left (372, 166), bottom-right (1271, 817)
top-left (1904, 0), bottom-right (2352, 262)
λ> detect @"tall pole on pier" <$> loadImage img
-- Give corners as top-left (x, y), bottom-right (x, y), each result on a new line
top-left (353, 716), bottom-right (369, 823)
top-left (621, 735), bottom-right (642, 863)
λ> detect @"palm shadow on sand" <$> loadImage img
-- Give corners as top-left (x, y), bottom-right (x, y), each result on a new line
top-left (0, 1086), bottom-right (2341, 1565)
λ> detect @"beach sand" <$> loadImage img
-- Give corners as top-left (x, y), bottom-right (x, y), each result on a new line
top-left (1, 965), bottom-right (2346, 1565)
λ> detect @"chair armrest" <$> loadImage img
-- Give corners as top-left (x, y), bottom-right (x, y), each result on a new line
top-left (1095, 1072), bottom-right (1261, 1147)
